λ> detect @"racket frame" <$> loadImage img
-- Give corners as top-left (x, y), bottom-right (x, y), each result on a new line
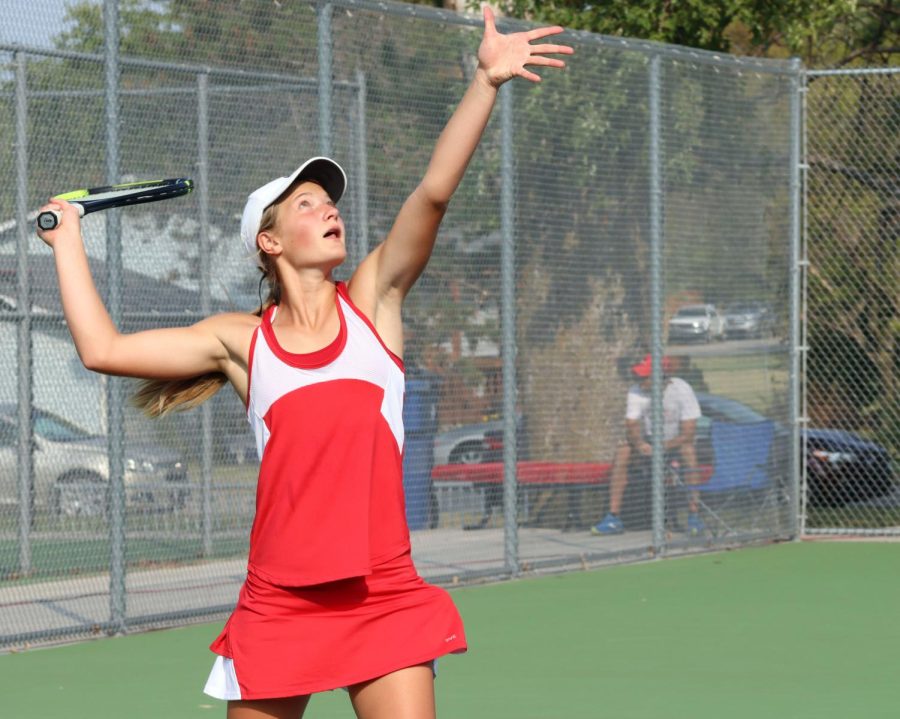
top-left (37, 178), bottom-right (193, 231)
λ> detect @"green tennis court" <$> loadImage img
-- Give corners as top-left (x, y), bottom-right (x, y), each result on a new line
top-left (2, 541), bottom-right (896, 718)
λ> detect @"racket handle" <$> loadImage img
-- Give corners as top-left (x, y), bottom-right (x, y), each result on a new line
top-left (36, 210), bottom-right (61, 231)
top-left (36, 203), bottom-right (85, 231)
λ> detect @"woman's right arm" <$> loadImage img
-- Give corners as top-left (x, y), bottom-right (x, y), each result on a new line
top-left (37, 198), bottom-right (254, 381)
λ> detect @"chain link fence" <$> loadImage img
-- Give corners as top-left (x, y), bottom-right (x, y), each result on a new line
top-left (0, 0), bottom-right (799, 650)
top-left (802, 68), bottom-right (899, 537)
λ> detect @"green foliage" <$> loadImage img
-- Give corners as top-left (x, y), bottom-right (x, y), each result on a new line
top-left (55, 0), bottom-right (170, 55)
top-left (483, 0), bottom-right (898, 67)
top-left (55, 0), bottom-right (320, 69)
top-left (506, 41), bottom-right (794, 355)
top-left (805, 72), bottom-right (899, 456)
top-left (490, 0), bottom-right (897, 461)
top-left (38, 0), bottom-right (322, 207)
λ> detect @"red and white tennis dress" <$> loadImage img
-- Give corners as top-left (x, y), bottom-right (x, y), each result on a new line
top-left (203, 281), bottom-right (467, 700)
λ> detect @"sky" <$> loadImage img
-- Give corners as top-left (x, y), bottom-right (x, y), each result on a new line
top-left (1, 0), bottom-right (77, 49)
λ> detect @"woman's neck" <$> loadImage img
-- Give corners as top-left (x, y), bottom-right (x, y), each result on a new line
top-left (273, 271), bottom-right (336, 330)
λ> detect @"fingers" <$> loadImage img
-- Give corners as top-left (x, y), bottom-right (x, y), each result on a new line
top-left (529, 43), bottom-right (574, 56)
top-left (519, 41), bottom-right (572, 78)
top-left (482, 5), bottom-right (496, 33)
top-left (518, 69), bottom-right (543, 83)
top-left (524, 56), bottom-right (567, 69)
top-left (478, 9), bottom-right (573, 86)
top-left (38, 197), bottom-right (75, 218)
top-left (525, 25), bottom-right (566, 41)
top-left (486, 9), bottom-right (570, 48)
top-left (40, 197), bottom-right (65, 212)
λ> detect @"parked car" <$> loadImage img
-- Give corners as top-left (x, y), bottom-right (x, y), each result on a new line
top-left (694, 393), bottom-right (893, 506)
top-left (0, 404), bottom-right (189, 518)
top-left (433, 418), bottom-right (527, 465)
top-left (668, 304), bottom-right (726, 343)
top-left (805, 428), bottom-right (894, 506)
top-left (723, 302), bottom-right (774, 339)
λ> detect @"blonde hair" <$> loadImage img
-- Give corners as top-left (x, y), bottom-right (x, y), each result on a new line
top-left (132, 203), bottom-right (283, 417)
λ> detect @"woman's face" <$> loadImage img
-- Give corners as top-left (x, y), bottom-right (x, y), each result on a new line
top-left (264, 180), bottom-right (346, 271)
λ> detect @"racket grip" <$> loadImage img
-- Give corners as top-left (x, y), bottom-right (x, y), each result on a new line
top-left (36, 203), bottom-right (85, 231)
top-left (37, 210), bottom-right (61, 231)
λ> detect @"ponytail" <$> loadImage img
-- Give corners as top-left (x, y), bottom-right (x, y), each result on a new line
top-left (132, 206), bottom-right (282, 417)
top-left (131, 373), bottom-right (230, 418)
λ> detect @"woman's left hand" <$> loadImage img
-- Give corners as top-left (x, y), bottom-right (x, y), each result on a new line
top-left (477, 5), bottom-right (573, 87)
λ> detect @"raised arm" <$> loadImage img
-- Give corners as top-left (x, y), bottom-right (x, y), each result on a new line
top-left (36, 198), bottom-right (254, 383)
top-left (351, 7), bottom-right (572, 308)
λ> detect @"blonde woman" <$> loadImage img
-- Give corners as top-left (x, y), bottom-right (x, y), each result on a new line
top-left (37, 9), bottom-right (571, 718)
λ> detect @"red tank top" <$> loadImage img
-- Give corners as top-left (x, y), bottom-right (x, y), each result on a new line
top-left (244, 282), bottom-right (409, 586)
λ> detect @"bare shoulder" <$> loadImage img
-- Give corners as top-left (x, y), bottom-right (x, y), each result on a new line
top-left (199, 312), bottom-right (262, 367)
top-left (199, 311), bottom-right (262, 330)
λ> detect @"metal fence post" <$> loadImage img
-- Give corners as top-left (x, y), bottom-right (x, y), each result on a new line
top-left (789, 57), bottom-right (804, 540)
top-left (104, 0), bottom-right (126, 634)
top-left (500, 80), bottom-right (519, 576)
top-left (317, 0), bottom-right (333, 157)
top-left (353, 69), bottom-right (369, 267)
top-left (783, 68), bottom-right (900, 536)
top-left (198, 71), bottom-right (213, 557)
top-left (648, 54), bottom-right (665, 555)
top-left (15, 50), bottom-right (33, 576)
top-left (799, 67), bottom-right (810, 539)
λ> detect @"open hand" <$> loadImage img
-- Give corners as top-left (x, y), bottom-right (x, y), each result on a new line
top-left (477, 6), bottom-right (573, 87)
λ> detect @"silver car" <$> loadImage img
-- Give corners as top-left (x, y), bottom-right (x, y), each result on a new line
top-left (0, 405), bottom-right (188, 518)
top-left (668, 304), bottom-right (726, 343)
top-left (432, 418), bottom-right (527, 466)
top-left (723, 302), bottom-right (774, 339)
top-left (433, 420), bottom-right (504, 465)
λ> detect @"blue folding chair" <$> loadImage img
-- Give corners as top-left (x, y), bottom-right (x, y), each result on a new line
top-left (689, 420), bottom-right (778, 536)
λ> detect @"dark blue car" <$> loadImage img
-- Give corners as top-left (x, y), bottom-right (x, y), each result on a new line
top-left (695, 393), bottom-right (894, 506)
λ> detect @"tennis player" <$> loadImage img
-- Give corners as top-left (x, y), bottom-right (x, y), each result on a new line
top-left (37, 8), bottom-right (571, 718)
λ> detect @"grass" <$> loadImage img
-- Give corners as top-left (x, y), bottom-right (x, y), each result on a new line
top-left (691, 353), bottom-right (789, 417)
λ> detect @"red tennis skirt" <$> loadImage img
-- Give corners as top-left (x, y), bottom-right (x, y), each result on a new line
top-left (203, 549), bottom-right (467, 700)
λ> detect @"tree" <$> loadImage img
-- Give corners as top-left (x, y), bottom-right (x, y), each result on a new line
top-left (488, 0), bottom-right (898, 462)
top-left (484, 0), bottom-right (898, 67)
top-left (805, 72), bottom-right (898, 454)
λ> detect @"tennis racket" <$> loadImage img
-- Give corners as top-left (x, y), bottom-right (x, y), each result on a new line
top-left (37, 178), bottom-right (194, 231)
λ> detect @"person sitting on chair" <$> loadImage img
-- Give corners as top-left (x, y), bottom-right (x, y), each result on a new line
top-left (592, 354), bottom-right (704, 536)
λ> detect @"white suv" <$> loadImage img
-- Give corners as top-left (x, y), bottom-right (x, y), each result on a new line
top-left (668, 304), bottom-right (726, 343)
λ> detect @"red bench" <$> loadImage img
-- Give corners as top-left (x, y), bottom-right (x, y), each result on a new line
top-left (432, 460), bottom-right (613, 485)
top-left (431, 461), bottom-right (612, 530)
top-left (431, 460), bottom-right (713, 530)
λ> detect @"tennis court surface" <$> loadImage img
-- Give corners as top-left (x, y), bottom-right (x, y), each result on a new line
top-left (2, 541), bottom-right (896, 718)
